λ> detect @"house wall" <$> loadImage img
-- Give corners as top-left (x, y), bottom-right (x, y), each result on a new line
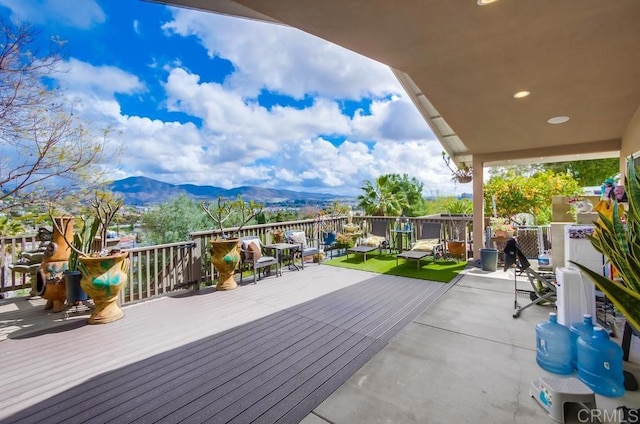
top-left (621, 103), bottom-right (640, 174)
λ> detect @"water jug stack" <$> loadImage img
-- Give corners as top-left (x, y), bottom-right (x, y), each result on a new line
top-left (536, 312), bottom-right (573, 374)
top-left (569, 314), bottom-right (594, 369)
top-left (576, 326), bottom-right (625, 397)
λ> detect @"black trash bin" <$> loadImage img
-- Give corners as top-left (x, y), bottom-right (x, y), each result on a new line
top-left (480, 248), bottom-right (499, 272)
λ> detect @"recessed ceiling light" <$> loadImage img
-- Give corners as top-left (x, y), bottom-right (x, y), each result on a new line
top-left (547, 116), bottom-right (570, 124)
top-left (513, 90), bottom-right (530, 99)
top-left (477, 0), bottom-right (499, 5)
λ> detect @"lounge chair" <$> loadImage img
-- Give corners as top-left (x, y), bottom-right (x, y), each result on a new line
top-left (347, 221), bottom-right (390, 261)
top-left (396, 222), bottom-right (443, 265)
top-left (239, 236), bottom-right (278, 284)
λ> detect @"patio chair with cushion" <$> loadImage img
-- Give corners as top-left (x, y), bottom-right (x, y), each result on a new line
top-left (413, 223), bottom-right (444, 257)
top-left (284, 230), bottom-right (320, 269)
top-left (347, 221), bottom-right (390, 262)
top-left (395, 222), bottom-right (444, 267)
top-left (239, 236), bottom-right (279, 284)
top-left (360, 221), bottom-right (391, 252)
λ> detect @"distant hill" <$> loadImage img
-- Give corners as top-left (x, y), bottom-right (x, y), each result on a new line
top-left (107, 176), bottom-right (352, 205)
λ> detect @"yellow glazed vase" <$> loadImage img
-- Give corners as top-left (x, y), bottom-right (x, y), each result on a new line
top-left (210, 239), bottom-right (240, 291)
top-left (78, 252), bottom-right (129, 324)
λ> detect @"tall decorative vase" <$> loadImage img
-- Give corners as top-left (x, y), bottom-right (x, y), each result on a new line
top-left (78, 251), bottom-right (129, 324)
top-left (41, 217), bottom-right (74, 312)
top-left (210, 239), bottom-right (240, 291)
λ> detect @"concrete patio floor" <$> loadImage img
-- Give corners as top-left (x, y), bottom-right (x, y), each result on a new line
top-left (303, 264), bottom-right (640, 424)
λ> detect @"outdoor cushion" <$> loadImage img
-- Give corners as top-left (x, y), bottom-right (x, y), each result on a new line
top-left (247, 241), bottom-right (262, 261)
top-left (241, 238), bottom-right (262, 261)
top-left (360, 235), bottom-right (386, 247)
top-left (288, 231), bottom-right (308, 249)
top-left (411, 238), bottom-right (440, 252)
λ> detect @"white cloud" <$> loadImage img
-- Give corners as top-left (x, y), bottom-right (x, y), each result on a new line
top-left (56, 59), bottom-right (145, 96)
top-left (0, 0), bottom-right (105, 28)
top-left (7, 2), bottom-right (466, 197)
top-left (162, 8), bottom-right (400, 100)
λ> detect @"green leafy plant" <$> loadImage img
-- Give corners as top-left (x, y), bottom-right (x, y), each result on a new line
top-left (67, 215), bottom-right (100, 271)
top-left (570, 156), bottom-right (640, 330)
top-left (444, 199), bottom-right (472, 240)
top-left (335, 232), bottom-right (356, 249)
top-left (489, 217), bottom-right (514, 233)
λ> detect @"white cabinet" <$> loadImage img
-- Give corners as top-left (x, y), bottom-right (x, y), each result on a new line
top-left (564, 225), bottom-right (604, 275)
top-left (559, 224), bottom-right (602, 326)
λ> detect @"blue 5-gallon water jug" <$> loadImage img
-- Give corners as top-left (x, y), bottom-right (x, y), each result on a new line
top-left (569, 314), bottom-right (594, 369)
top-left (536, 312), bottom-right (573, 374)
top-left (577, 327), bottom-right (625, 397)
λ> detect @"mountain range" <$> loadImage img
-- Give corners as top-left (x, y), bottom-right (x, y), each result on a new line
top-left (107, 176), bottom-right (353, 205)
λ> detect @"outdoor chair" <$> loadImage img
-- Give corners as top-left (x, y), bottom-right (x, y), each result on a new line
top-left (347, 221), bottom-right (390, 262)
top-left (356, 221), bottom-right (391, 253)
top-left (284, 230), bottom-right (320, 269)
top-left (239, 236), bottom-right (278, 284)
top-left (402, 222), bottom-right (444, 263)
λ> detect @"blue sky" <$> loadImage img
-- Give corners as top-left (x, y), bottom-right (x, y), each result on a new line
top-left (0, 0), bottom-right (471, 197)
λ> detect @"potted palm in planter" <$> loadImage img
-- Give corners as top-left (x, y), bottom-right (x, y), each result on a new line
top-left (52, 191), bottom-right (128, 324)
top-left (202, 195), bottom-right (263, 291)
top-left (571, 156), bottom-right (640, 331)
top-left (444, 199), bottom-right (472, 260)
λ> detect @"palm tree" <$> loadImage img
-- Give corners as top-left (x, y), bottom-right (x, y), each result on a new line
top-left (357, 175), bottom-right (405, 216)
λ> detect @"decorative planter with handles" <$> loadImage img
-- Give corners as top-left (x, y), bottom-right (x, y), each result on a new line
top-left (210, 239), bottom-right (241, 291)
top-left (447, 241), bottom-right (466, 260)
top-left (41, 217), bottom-right (74, 313)
top-left (78, 251), bottom-right (129, 324)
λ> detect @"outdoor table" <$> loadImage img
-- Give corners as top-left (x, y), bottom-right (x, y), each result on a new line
top-left (391, 228), bottom-right (413, 253)
top-left (266, 243), bottom-right (301, 273)
top-left (396, 250), bottom-right (430, 269)
top-left (347, 245), bottom-right (377, 262)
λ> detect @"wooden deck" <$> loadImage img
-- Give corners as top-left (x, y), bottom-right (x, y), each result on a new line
top-left (0, 265), bottom-right (458, 424)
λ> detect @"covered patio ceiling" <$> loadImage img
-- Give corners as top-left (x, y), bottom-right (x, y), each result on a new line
top-left (152, 0), bottom-right (640, 168)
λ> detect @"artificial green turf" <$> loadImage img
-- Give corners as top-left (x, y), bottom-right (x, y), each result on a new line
top-left (323, 252), bottom-right (467, 283)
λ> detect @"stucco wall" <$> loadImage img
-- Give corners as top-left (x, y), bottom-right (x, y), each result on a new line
top-left (621, 103), bottom-right (640, 174)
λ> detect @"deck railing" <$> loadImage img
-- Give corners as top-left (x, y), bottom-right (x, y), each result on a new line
top-left (0, 234), bottom-right (41, 294)
top-left (1, 215), bottom-right (476, 305)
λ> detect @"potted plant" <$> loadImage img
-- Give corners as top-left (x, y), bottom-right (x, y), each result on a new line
top-left (39, 216), bottom-right (74, 312)
top-left (490, 217), bottom-right (514, 238)
top-left (316, 202), bottom-right (345, 245)
top-left (201, 195), bottom-right (263, 291)
top-left (52, 191), bottom-right (128, 324)
top-left (571, 156), bottom-right (640, 331)
top-left (444, 199), bottom-right (472, 259)
top-left (269, 228), bottom-right (285, 243)
top-left (62, 214), bottom-right (97, 306)
top-left (442, 151), bottom-right (472, 183)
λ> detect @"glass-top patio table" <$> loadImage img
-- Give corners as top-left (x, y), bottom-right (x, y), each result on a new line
top-left (265, 242), bottom-right (301, 272)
